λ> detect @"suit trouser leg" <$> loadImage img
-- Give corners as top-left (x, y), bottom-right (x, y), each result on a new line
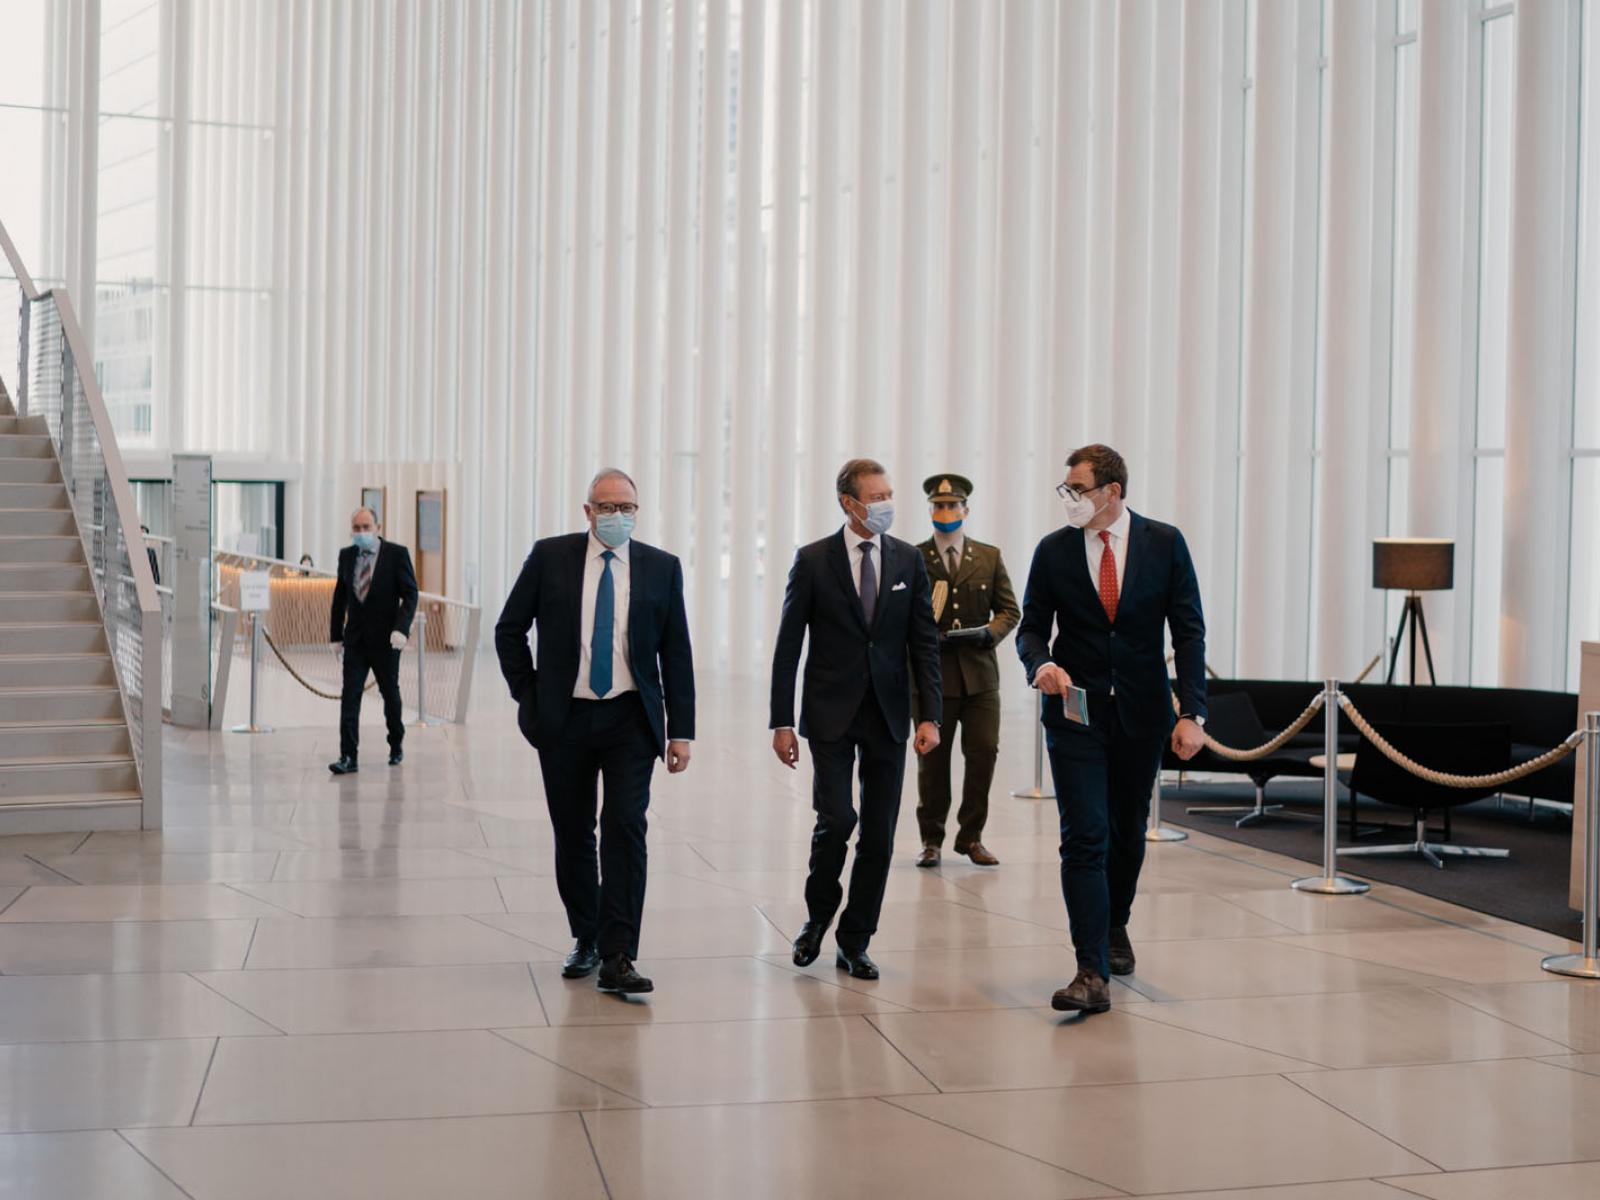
top-left (914, 693), bottom-right (962, 847)
top-left (1106, 731), bottom-right (1163, 930)
top-left (953, 689), bottom-right (1002, 850)
top-left (837, 700), bottom-right (906, 954)
top-left (370, 646), bottom-right (405, 753)
top-left (804, 728), bottom-right (860, 930)
top-left (338, 647), bottom-right (372, 760)
top-left (1046, 724), bottom-right (1114, 979)
top-left (593, 696), bottom-right (657, 960)
top-left (537, 706), bottom-right (602, 944)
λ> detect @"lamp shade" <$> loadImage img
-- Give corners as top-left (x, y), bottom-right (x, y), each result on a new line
top-left (1372, 538), bottom-right (1455, 591)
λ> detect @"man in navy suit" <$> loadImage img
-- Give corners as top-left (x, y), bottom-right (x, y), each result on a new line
top-left (494, 469), bottom-right (695, 996)
top-left (770, 459), bottom-right (943, 980)
top-left (328, 507), bottom-right (418, 774)
top-left (1017, 444), bottom-right (1207, 1014)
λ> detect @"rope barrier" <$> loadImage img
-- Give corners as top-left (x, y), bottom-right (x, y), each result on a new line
top-left (1337, 694), bottom-right (1581, 789)
top-left (1350, 653), bottom-right (1382, 685)
top-left (1170, 690), bottom-right (1327, 762)
top-left (260, 627), bottom-right (378, 701)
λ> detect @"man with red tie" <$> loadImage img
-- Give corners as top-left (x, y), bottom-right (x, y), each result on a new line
top-left (1015, 445), bottom-right (1208, 1014)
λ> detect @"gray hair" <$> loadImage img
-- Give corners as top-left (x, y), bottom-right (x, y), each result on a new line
top-left (587, 468), bottom-right (638, 501)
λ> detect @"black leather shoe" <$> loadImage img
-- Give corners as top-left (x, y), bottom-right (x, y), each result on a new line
top-left (388, 749), bottom-right (404, 766)
top-left (596, 955), bottom-right (653, 994)
top-left (792, 921), bottom-right (827, 967)
top-left (328, 756), bottom-right (358, 775)
top-left (1108, 925), bottom-right (1136, 976)
top-left (561, 940), bottom-right (601, 979)
top-left (835, 947), bottom-right (880, 980)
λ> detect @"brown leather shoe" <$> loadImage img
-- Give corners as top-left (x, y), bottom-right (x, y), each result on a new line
top-left (1108, 925), bottom-right (1136, 976)
top-left (1051, 968), bottom-right (1112, 1014)
top-left (959, 842), bottom-right (1000, 866)
top-left (916, 845), bottom-right (940, 868)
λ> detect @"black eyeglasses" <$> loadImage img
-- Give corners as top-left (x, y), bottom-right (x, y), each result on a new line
top-left (1055, 482), bottom-right (1105, 503)
top-left (592, 503), bottom-right (640, 516)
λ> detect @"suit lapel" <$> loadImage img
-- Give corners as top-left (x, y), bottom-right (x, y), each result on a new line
top-left (1117, 513), bottom-right (1147, 623)
top-left (953, 540), bottom-right (980, 587)
top-left (869, 537), bottom-right (894, 632)
top-left (827, 533), bottom-right (869, 633)
top-left (1064, 527), bottom-right (1102, 619)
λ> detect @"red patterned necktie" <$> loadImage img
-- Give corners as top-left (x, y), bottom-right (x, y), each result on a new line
top-left (1098, 530), bottom-right (1119, 623)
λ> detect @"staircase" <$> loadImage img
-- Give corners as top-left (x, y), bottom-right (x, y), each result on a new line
top-left (0, 390), bottom-right (142, 832)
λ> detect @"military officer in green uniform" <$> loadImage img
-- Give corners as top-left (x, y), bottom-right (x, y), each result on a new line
top-left (913, 475), bottom-right (1021, 867)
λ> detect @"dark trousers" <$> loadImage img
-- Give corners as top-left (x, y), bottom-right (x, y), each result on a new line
top-left (804, 696), bottom-right (906, 953)
top-left (915, 689), bottom-right (1001, 849)
top-left (536, 693), bottom-right (657, 960)
top-left (339, 641), bottom-right (404, 760)
top-left (1044, 708), bottom-right (1164, 980)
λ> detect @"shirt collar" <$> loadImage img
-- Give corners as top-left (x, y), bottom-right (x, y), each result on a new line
top-left (588, 530), bottom-right (631, 564)
top-left (842, 525), bottom-right (880, 555)
top-left (931, 529), bottom-right (965, 558)
top-left (1096, 508), bottom-right (1132, 543)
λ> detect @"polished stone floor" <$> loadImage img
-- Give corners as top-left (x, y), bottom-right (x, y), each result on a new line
top-left (0, 668), bottom-right (1598, 1198)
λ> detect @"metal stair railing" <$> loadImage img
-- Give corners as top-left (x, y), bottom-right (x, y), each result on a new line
top-left (2, 215), bottom-right (163, 829)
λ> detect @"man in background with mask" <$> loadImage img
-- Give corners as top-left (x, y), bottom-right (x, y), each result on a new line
top-left (770, 458), bottom-right (943, 980)
top-left (1016, 444), bottom-right (1207, 1015)
top-left (913, 474), bottom-right (1021, 868)
top-left (328, 506), bottom-right (418, 775)
top-left (494, 469), bottom-right (695, 997)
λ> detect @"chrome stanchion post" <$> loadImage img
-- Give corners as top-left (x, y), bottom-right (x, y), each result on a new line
top-left (1543, 711), bottom-right (1600, 979)
top-left (413, 609), bottom-right (443, 728)
top-left (1012, 691), bottom-right (1055, 799)
top-left (1147, 770), bottom-right (1188, 842)
top-left (1292, 679), bottom-right (1367, 894)
top-left (230, 612), bottom-right (273, 734)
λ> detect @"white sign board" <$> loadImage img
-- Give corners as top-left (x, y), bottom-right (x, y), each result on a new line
top-left (238, 570), bottom-right (272, 613)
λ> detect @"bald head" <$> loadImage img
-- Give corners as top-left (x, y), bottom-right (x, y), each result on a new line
top-left (350, 508), bottom-right (379, 534)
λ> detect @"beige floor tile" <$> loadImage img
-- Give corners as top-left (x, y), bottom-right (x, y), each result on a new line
top-left (531, 955), bottom-right (908, 1025)
top-left (759, 898), bottom-right (1063, 952)
top-left (283, 821), bottom-right (491, 850)
top-left (0, 918), bottom-right (256, 975)
top-left (0, 1130), bottom-right (191, 1199)
top-left (0, 971), bottom-right (278, 1042)
top-left (585, 1097), bottom-right (1113, 1200)
top-left (226, 876), bottom-right (507, 917)
top-left (34, 851), bottom-right (282, 885)
top-left (477, 904), bottom-right (790, 960)
top-left (1291, 1058), bottom-right (1600, 1170)
top-left (1438, 980), bottom-right (1600, 1053)
top-left (496, 869), bottom-right (780, 913)
top-left (1116, 935), bottom-right (1453, 1001)
top-left (869, 1006), bottom-right (1315, 1091)
top-left (501, 1015), bottom-right (936, 1106)
top-left (0, 1038), bottom-right (215, 1133)
top-left (1132, 987), bottom-right (1569, 1068)
top-left (73, 829), bottom-right (313, 854)
top-left (1538, 1053), bottom-right (1600, 1075)
top-left (192, 963), bottom-right (547, 1033)
top-left (1379, 1161), bottom-right (1600, 1199)
top-left (126, 1114), bottom-right (608, 1200)
top-left (681, 838), bottom-right (814, 871)
top-left (1218, 888), bottom-right (1448, 934)
top-left (270, 847), bottom-right (534, 881)
top-left (0, 856), bottom-right (84, 886)
top-left (708, 864), bottom-right (972, 906)
top-left (193, 1029), bottom-right (639, 1125)
top-left (767, 942), bottom-right (1150, 1011)
top-left (1274, 929), bottom-right (1557, 985)
top-left (0, 883), bottom-right (288, 923)
top-left (894, 1074), bottom-right (1433, 1193)
top-left (243, 915), bottom-right (555, 969)
top-left (0, 834), bottom-right (94, 857)
top-left (1141, 1184), bottom-right (1419, 1200)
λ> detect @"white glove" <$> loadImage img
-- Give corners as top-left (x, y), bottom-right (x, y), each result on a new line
top-left (390, 631), bottom-right (408, 650)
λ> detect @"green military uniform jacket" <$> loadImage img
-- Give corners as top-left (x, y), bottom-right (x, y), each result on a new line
top-left (917, 537), bottom-right (1021, 697)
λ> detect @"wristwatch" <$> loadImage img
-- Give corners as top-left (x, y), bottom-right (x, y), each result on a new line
top-left (1179, 713), bottom-right (1206, 727)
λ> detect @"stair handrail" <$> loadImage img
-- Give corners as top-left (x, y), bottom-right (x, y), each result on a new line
top-left (2, 213), bottom-right (163, 828)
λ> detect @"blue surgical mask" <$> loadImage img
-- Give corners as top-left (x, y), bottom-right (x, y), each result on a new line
top-left (859, 500), bottom-right (895, 536)
top-left (932, 518), bottom-right (963, 534)
top-left (595, 512), bottom-right (635, 548)
top-left (352, 532), bottom-right (378, 552)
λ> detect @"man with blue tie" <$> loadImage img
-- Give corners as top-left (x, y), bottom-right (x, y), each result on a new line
top-left (1016, 444), bottom-right (1208, 1014)
top-left (494, 469), bottom-right (695, 996)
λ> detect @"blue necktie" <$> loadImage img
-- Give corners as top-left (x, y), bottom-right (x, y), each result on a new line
top-left (859, 542), bottom-right (877, 625)
top-left (590, 550), bottom-right (616, 698)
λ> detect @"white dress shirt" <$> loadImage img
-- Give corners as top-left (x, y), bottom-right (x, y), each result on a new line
top-left (573, 532), bottom-right (636, 700)
top-left (842, 525), bottom-right (882, 596)
top-left (1085, 507), bottom-right (1131, 593)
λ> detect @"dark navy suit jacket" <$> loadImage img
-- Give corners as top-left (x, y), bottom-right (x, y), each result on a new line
top-left (1016, 512), bottom-right (1207, 741)
top-left (494, 533), bottom-right (695, 760)
top-left (769, 529), bottom-right (943, 743)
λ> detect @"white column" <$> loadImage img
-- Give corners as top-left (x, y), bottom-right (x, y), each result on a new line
top-left (536, 0), bottom-right (571, 536)
top-left (631, 0), bottom-right (664, 525)
top-left (661, 0), bottom-right (697, 556)
top-left (157, 0), bottom-right (191, 451)
top-left (853, 0), bottom-right (886, 452)
top-left (1408, 0), bottom-right (1470, 681)
top-left (808, 0), bottom-right (843, 501)
top-left (568, 0), bottom-right (601, 479)
top-left (1106, 0), bottom-right (1152, 465)
top-left (993, 0), bottom-right (1035, 531)
top-left (730, 0), bottom-right (765, 660)
top-left (1048, 1), bottom-right (1093, 465)
top-left (600, 0), bottom-right (632, 465)
top-left (1314, 0), bottom-right (1377, 679)
top-left (1144, 4), bottom-right (1182, 519)
top-left (65, 0), bottom-right (101, 346)
top-left (1500, 0), bottom-right (1581, 689)
top-left (693, 0), bottom-right (728, 661)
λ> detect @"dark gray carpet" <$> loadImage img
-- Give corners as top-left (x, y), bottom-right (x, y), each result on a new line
top-left (1161, 778), bottom-right (1582, 941)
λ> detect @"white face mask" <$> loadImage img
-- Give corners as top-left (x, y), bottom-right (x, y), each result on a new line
top-left (1062, 493), bottom-right (1101, 529)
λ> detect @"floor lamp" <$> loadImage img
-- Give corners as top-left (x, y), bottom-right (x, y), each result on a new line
top-left (1374, 538), bottom-right (1454, 685)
